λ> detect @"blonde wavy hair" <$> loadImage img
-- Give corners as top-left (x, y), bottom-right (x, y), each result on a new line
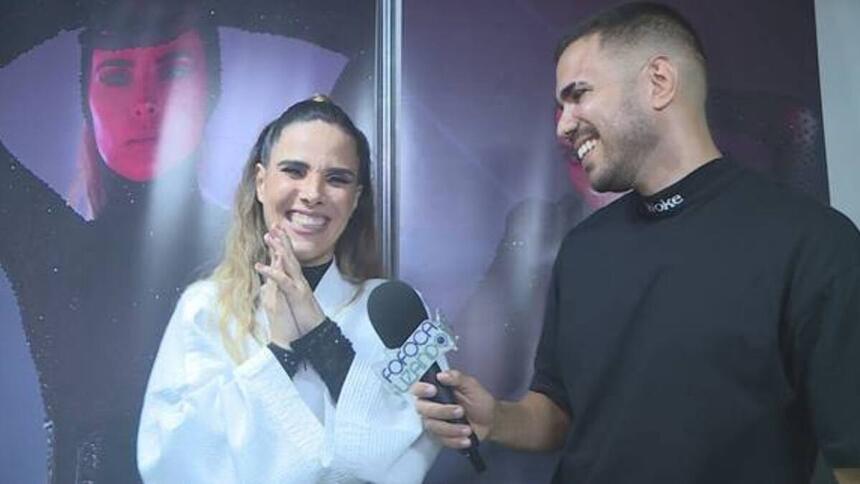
top-left (211, 97), bottom-right (381, 363)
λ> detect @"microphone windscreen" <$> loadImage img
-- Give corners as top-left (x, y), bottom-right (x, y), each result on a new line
top-left (367, 280), bottom-right (428, 349)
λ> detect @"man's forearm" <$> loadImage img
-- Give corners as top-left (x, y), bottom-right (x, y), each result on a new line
top-left (487, 391), bottom-right (570, 452)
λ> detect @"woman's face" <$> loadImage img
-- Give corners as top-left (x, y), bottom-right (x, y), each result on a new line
top-left (88, 29), bottom-right (209, 181)
top-left (255, 120), bottom-right (362, 266)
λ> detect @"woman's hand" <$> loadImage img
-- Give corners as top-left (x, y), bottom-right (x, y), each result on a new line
top-left (254, 225), bottom-right (326, 344)
top-left (255, 244), bottom-right (302, 347)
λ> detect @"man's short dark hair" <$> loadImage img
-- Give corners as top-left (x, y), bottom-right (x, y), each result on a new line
top-left (554, 2), bottom-right (706, 67)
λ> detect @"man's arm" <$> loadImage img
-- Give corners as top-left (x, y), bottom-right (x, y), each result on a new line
top-left (489, 390), bottom-right (570, 451)
top-left (412, 370), bottom-right (571, 452)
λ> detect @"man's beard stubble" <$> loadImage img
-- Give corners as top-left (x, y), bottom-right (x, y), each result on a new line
top-left (591, 94), bottom-right (659, 193)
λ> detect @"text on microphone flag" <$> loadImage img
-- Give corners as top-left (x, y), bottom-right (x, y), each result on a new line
top-left (374, 312), bottom-right (457, 394)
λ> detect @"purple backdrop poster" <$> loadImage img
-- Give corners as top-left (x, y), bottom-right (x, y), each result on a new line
top-left (0, 1), bottom-right (375, 482)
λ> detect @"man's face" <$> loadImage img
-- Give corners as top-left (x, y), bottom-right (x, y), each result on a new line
top-left (88, 29), bottom-right (209, 182)
top-left (555, 34), bottom-right (657, 193)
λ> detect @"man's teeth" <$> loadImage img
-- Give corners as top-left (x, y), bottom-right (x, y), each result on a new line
top-left (577, 139), bottom-right (598, 161)
top-left (290, 212), bottom-right (327, 228)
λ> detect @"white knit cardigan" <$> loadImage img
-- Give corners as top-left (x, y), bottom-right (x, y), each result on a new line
top-left (137, 264), bottom-right (440, 483)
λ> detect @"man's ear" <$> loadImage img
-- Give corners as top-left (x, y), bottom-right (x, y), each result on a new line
top-left (646, 55), bottom-right (678, 111)
top-left (254, 163), bottom-right (266, 203)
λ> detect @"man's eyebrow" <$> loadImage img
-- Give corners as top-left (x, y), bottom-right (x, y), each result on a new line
top-left (95, 58), bottom-right (132, 70)
top-left (558, 81), bottom-right (590, 102)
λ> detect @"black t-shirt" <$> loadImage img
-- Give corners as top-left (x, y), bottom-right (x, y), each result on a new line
top-left (531, 158), bottom-right (860, 483)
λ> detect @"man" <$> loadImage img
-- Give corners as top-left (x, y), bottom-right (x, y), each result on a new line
top-left (413, 3), bottom-right (860, 483)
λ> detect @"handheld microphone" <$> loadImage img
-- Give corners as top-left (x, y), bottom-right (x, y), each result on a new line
top-left (367, 281), bottom-right (486, 473)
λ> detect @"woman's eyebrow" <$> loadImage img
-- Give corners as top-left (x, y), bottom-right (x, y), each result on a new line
top-left (276, 159), bottom-right (308, 168)
top-left (95, 58), bottom-right (133, 70)
top-left (327, 167), bottom-right (357, 177)
top-left (157, 50), bottom-right (195, 66)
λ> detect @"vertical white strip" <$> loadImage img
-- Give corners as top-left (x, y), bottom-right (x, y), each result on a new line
top-left (377, 0), bottom-right (402, 276)
top-left (816, 0), bottom-right (860, 225)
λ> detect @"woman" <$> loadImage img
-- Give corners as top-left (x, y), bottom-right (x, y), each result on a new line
top-left (2, 2), bottom-right (377, 481)
top-left (137, 97), bottom-right (440, 483)
top-left (0, 3), bottom-right (226, 481)
top-left (71, 0), bottom-right (221, 219)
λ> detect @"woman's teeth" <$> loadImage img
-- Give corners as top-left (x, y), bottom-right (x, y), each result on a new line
top-left (289, 212), bottom-right (327, 230)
